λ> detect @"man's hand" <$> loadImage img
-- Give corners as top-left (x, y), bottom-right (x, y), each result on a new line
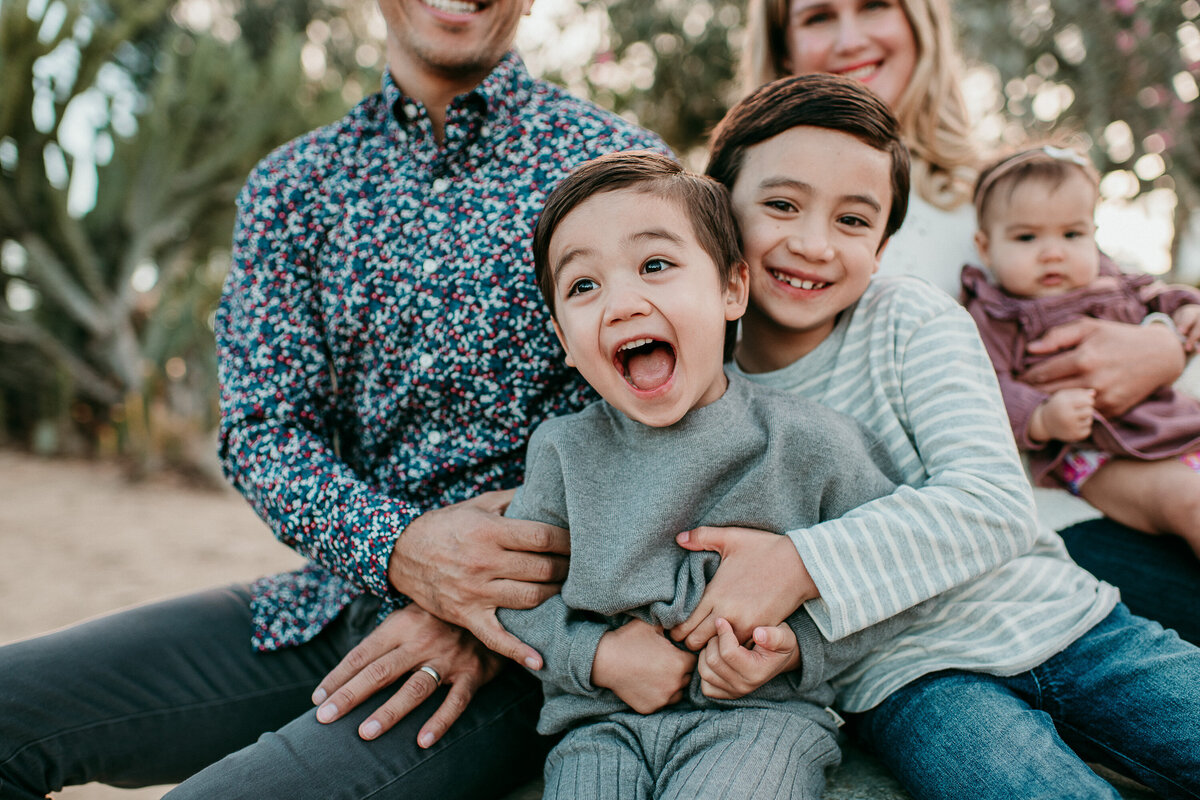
top-left (1024, 318), bottom-right (1184, 417)
top-left (388, 489), bottom-right (569, 668)
top-left (311, 604), bottom-right (502, 748)
top-left (591, 618), bottom-right (696, 714)
top-left (699, 618), bottom-right (800, 700)
top-left (670, 527), bottom-right (817, 651)
top-left (1028, 388), bottom-right (1095, 444)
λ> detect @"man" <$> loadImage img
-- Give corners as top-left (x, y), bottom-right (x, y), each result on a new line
top-left (0, 1), bottom-right (666, 797)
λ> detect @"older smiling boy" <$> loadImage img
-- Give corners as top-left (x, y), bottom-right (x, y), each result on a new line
top-left (681, 73), bottom-right (1200, 799)
top-left (495, 151), bottom-right (924, 799)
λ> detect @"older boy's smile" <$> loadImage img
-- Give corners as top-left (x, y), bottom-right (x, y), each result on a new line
top-left (769, 268), bottom-right (832, 292)
top-left (547, 188), bottom-right (747, 427)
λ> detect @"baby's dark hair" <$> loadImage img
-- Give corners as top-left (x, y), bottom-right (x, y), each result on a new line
top-left (532, 150), bottom-right (743, 318)
top-left (706, 73), bottom-right (911, 246)
top-left (973, 146), bottom-right (1100, 229)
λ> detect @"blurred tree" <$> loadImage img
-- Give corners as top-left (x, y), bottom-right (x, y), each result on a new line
top-left (0, 0), bottom-right (377, 467)
top-left (530, 0), bottom-right (744, 165)
top-left (956, 0), bottom-right (1200, 277)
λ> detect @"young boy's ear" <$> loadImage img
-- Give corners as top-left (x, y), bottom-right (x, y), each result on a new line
top-left (973, 230), bottom-right (992, 267)
top-left (551, 318), bottom-right (576, 368)
top-left (725, 260), bottom-right (750, 321)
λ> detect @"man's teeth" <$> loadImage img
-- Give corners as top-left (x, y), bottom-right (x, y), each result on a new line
top-left (424, 0), bottom-right (481, 14)
top-left (619, 338), bottom-right (655, 352)
top-left (841, 64), bottom-right (879, 81)
top-left (771, 270), bottom-right (829, 290)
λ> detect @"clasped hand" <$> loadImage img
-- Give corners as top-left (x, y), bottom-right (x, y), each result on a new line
top-left (593, 526), bottom-right (813, 713)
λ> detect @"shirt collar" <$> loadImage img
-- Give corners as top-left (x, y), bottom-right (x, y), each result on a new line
top-left (381, 51), bottom-right (533, 127)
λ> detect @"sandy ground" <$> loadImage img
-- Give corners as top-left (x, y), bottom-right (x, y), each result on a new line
top-left (1, 447), bottom-right (306, 799)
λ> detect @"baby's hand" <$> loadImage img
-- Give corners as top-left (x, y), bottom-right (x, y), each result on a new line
top-left (670, 527), bottom-right (815, 651)
top-left (1030, 388), bottom-right (1095, 443)
top-left (698, 618), bottom-right (800, 700)
top-left (1172, 305), bottom-right (1200, 352)
top-left (592, 618), bottom-right (696, 714)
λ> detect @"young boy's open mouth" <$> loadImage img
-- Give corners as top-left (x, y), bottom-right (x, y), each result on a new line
top-left (616, 337), bottom-right (676, 392)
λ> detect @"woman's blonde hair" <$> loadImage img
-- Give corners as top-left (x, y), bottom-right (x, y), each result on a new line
top-left (740, 0), bottom-right (979, 209)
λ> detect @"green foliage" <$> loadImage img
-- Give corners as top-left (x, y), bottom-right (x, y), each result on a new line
top-left (956, 0), bottom-right (1200, 265)
top-left (0, 0), bottom-right (372, 463)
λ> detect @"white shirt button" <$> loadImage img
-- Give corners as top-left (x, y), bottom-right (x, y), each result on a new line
top-left (403, 103), bottom-right (418, 119)
top-left (432, 178), bottom-right (450, 193)
top-left (422, 259), bottom-right (437, 274)
top-left (428, 430), bottom-right (444, 445)
top-left (418, 353), bottom-right (434, 369)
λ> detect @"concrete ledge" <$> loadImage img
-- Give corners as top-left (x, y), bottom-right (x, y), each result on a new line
top-left (498, 741), bottom-right (1160, 799)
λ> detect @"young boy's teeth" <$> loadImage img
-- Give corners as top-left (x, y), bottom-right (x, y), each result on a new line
top-left (619, 338), bottom-right (654, 352)
top-left (424, 0), bottom-right (481, 14)
top-left (771, 270), bottom-right (829, 290)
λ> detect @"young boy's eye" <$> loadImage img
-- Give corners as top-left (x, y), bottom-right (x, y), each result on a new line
top-left (765, 199), bottom-right (796, 213)
top-left (567, 277), bottom-right (598, 297)
top-left (1014, 233), bottom-right (1035, 243)
top-left (643, 258), bottom-right (672, 274)
top-left (838, 214), bottom-right (869, 228)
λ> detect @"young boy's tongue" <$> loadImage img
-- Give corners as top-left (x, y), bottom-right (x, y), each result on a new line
top-left (625, 343), bottom-right (675, 391)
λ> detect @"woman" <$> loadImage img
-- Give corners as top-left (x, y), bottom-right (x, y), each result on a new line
top-left (739, 0), bottom-right (1200, 643)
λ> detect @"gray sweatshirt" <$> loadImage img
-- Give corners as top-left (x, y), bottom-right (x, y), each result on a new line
top-left (499, 372), bottom-right (927, 734)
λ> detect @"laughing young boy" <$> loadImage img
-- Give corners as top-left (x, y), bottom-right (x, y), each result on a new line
top-left (495, 151), bottom-right (924, 799)
top-left (684, 73), bottom-right (1200, 799)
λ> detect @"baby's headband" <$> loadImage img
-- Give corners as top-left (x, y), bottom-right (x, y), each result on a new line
top-left (974, 146), bottom-right (1095, 222)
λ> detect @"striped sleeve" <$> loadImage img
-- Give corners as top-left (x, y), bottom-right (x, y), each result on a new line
top-left (789, 299), bottom-right (1040, 640)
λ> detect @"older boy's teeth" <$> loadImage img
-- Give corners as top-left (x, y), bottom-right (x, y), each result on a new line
top-left (619, 338), bottom-right (654, 352)
top-left (771, 270), bottom-right (829, 290)
top-left (842, 64), bottom-right (878, 81)
top-left (424, 0), bottom-right (481, 14)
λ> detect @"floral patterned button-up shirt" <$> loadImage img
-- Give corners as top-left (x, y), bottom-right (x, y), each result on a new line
top-left (216, 52), bottom-right (668, 650)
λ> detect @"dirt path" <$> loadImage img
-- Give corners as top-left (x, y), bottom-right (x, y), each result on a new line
top-left (1, 448), bottom-right (305, 799)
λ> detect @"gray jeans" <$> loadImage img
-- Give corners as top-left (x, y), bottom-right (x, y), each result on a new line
top-left (0, 585), bottom-right (549, 799)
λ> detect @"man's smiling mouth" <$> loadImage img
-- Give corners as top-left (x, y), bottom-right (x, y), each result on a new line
top-left (423, 0), bottom-right (483, 15)
top-left (616, 338), bottom-right (676, 391)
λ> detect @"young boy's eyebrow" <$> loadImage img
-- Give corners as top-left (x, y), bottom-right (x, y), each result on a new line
top-left (552, 246), bottom-right (592, 284)
top-left (758, 177), bottom-right (883, 214)
top-left (552, 227), bottom-right (685, 284)
top-left (629, 228), bottom-right (686, 246)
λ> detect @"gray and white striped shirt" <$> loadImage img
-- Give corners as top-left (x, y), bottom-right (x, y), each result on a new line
top-left (735, 275), bottom-right (1118, 712)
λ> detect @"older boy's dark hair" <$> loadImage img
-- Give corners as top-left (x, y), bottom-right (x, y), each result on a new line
top-left (706, 73), bottom-right (911, 245)
top-left (532, 150), bottom-right (743, 318)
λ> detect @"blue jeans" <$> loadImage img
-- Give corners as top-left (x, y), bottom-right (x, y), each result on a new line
top-left (857, 604), bottom-right (1200, 800)
top-left (1059, 517), bottom-right (1200, 644)
top-left (0, 586), bottom-right (549, 800)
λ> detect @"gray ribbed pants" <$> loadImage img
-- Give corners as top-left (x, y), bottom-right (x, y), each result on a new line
top-left (543, 706), bottom-right (840, 800)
